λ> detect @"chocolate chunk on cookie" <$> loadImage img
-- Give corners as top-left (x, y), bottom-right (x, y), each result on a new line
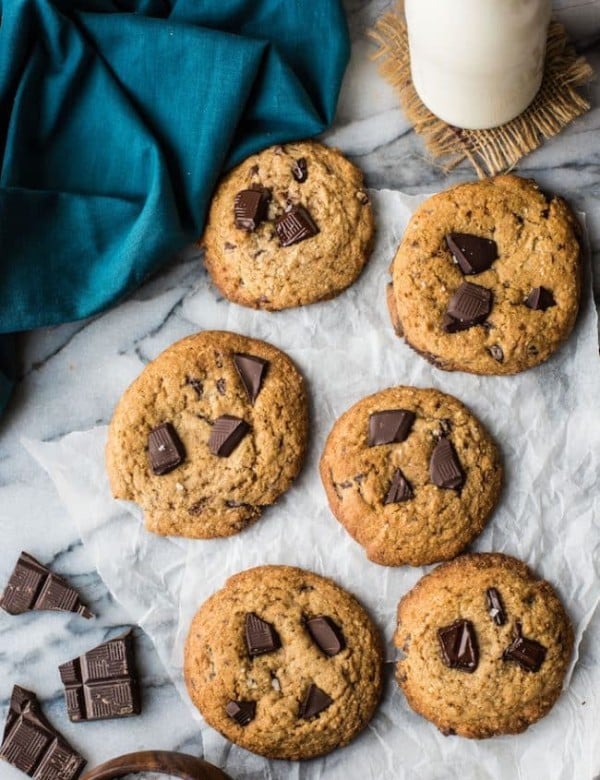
top-left (184, 565), bottom-right (383, 760)
top-left (319, 387), bottom-right (502, 567)
top-left (395, 553), bottom-right (573, 738)
top-left (106, 331), bottom-right (308, 539)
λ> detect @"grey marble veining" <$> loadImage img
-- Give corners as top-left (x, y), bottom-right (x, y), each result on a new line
top-left (0, 1), bottom-right (598, 778)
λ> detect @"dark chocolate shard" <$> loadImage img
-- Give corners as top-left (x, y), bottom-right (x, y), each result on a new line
top-left (208, 416), bottom-right (250, 457)
top-left (384, 469), bottom-right (413, 505)
top-left (186, 377), bottom-right (204, 398)
top-left (503, 623), bottom-right (547, 672)
top-left (525, 287), bottom-right (556, 311)
top-left (0, 552), bottom-right (93, 619)
top-left (225, 700), bottom-right (256, 726)
top-left (216, 378), bottom-right (226, 395)
top-left (291, 158), bottom-right (308, 183)
top-left (148, 422), bottom-right (186, 475)
top-left (488, 345), bottom-right (504, 363)
top-left (233, 353), bottom-right (269, 404)
top-left (58, 631), bottom-right (140, 722)
top-left (305, 616), bottom-right (345, 656)
top-left (0, 685), bottom-right (86, 779)
top-left (298, 684), bottom-right (333, 720)
top-left (444, 282), bottom-right (492, 332)
top-left (234, 187), bottom-right (270, 232)
top-left (245, 613), bottom-right (281, 656)
top-left (430, 438), bottom-right (464, 490)
top-left (368, 409), bottom-right (415, 447)
top-left (276, 205), bottom-right (319, 247)
top-left (438, 619), bottom-right (479, 672)
top-left (446, 233), bottom-right (498, 275)
top-left (486, 588), bottom-right (506, 626)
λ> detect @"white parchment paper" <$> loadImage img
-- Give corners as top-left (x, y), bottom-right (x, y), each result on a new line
top-left (25, 190), bottom-right (600, 780)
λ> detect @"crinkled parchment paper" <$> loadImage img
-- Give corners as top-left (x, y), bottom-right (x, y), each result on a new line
top-left (25, 190), bottom-right (600, 780)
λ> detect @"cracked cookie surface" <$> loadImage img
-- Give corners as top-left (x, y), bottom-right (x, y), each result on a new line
top-left (388, 175), bottom-right (581, 374)
top-left (319, 387), bottom-right (502, 566)
top-left (395, 553), bottom-right (573, 738)
top-left (202, 141), bottom-right (374, 310)
top-left (184, 565), bottom-right (383, 760)
top-left (106, 331), bottom-right (308, 538)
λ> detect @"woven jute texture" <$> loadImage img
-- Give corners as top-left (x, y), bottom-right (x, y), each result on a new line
top-left (369, 4), bottom-right (594, 178)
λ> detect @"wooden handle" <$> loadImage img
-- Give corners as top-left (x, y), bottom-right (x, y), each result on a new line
top-left (81, 750), bottom-right (233, 780)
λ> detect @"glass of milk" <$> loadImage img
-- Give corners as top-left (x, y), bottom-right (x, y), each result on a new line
top-left (405, 0), bottom-right (552, 129)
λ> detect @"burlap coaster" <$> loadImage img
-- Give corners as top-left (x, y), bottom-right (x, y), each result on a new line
top-left (369, 4), bottom-right (594, 178)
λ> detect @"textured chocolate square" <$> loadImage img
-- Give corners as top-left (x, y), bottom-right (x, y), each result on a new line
top-left (148, 422), bottom-right (186, 475)
top-left (275, 205), bottom-right (319, 247)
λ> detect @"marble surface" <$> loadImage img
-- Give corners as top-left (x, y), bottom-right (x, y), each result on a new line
top-left (0, 1), bottom-right (599, 778)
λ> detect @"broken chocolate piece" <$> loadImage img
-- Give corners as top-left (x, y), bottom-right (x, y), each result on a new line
top-left (0, 552), bottom-right (93, 619)
top-left (233, 353), bottom-right (269, 404)
top-left (58, 631), bottom-right (140, 722)
top-left (225, 700), bottom-right (256, 726)
top-left (245, 613), bottom-right (280, 656)
top-left (208, 416), bottom-right (250, 457)
top-left (486, 588), bottom-right (506, 626)
top-left (503, 622), bottom-right (547, 672)
top-left (275, 205), bottom-right (319, 247)
top-left (368, 409), bottom-right (415, 447)
top-left (444, 282), bottom-right (492, 332)
top-left (0, 685), bottom-right (85, 779)
top-left (234, 188), bottom-right (270, 231)
top-left (384, 469), bottom-right (413, 505)
top-left (438, 619), bottom-right (479, 672)
top-left (488, 345), bottom-right (504, 362)
top-left (305, 616), bottom-right (345, 656)
top-left (291, 158), bottom-right (308, 183)
top-left (148, 422), bottom-right (186, 475)
top-left (430, 438), bottom-right (464, 490)
top-left (525, 287), bottom-right (555, 311)
top-left (446, 233), bottom-right (498, 275)
top-left (298, 684), bottom-right (333, 719)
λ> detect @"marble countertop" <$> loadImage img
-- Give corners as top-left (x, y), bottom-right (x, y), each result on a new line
top-left (1, 1), bottom-right (599, 778)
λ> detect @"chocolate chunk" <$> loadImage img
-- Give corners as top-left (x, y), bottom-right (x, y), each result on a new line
top-left (438, 619), bottom-right (479, 672)
top-left (276, 205), bottom-right (319, 247)
top-left (216, 378), bottom-right (227, 396)
top-left (306, 616), bottom-right (345, 656)
top-left (148, 422), bottom-right (186, 475)
top-left (58, 631), bottom-right (140, 722)
top-left (245, 613), bottom-right (280, 656)
top-left (186, 377), bottom-right (204, 398)
top-left (234, 188), bottom-right (270, 231)
top-left (368, 409), bottom-right (415, 447)
top-left (444, 282), bottom-right (492, 332)
top-left (225, 700), bottom-right (256, 726)
top-left (430, 438), bottom-right (464, 490)
top-left (488, 345), bottom-right (504, 362)
top-left (0, 686), bottom-right (85, 779)
top-left (0, 552), bottom-right (93, 619)
top-left (208, 416), bottom-right (250, 457)
top-left (525, 287), bottom-right (555, 311)
top-left (503, 623), bottom-right (547, 672)
top-left (298, 684), bottom-right (333, 720)
top-left (486, 588), bottom-right (506, 626)
top-left (446, 233), bottom-right (498, 275)
top-left (384, 469), bottom-right (413, 504)
top-left (291, 158), bottom-right (308, 183)
top-left (233, 353), bottom-right (269, 404)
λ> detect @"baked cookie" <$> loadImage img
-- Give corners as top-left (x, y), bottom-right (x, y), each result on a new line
top-left (387, 175), bottom-right (581, 374)
top-left (106, 331), bottom-right (308, 538)
top-left (395, 553), bottom-right (573, 738)
top-left (202, 141), bottom-right (374, 310)
top-left (319, 387), bottom-right (502, 566)
top-left (184, 565), bottom-right (383, 760)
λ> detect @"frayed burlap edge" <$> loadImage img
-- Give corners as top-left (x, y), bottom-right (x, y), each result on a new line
top-left (368, 6), bottom-right (594, 178)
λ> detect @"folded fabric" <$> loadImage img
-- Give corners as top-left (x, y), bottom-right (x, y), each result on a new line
top-left (0, 0), bottom-right (350, 409)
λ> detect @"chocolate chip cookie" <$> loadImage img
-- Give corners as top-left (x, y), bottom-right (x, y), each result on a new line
top-left (395, 553), bottom-right (573, 738)
top-left (184, 565), bottom-right (383, 760)
top-left (106, 331), bottom-right (308, 538)
top-left (319, 387), bottom-right (502, 566)
top-left (202, 141), bottom-right (374, 310)
top-left (387, 175), bottom-right (581, 374)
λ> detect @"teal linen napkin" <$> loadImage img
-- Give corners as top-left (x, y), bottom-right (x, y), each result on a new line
top-left (0, 0), bottom-right (350, 408)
